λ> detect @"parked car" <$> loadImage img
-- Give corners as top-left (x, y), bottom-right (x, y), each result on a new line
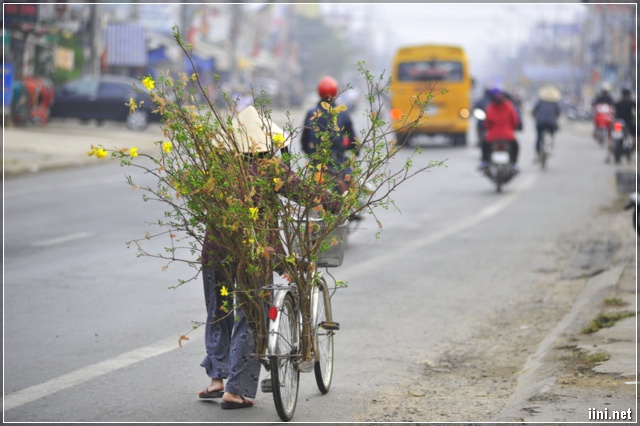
top-left (50, 75), bottom-right (159, 131)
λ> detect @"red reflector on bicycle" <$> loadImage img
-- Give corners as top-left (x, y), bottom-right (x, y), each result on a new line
top-left (269, 306), bottom-right (278, 320)
top-left (614, 122), bottom-right (624, 132)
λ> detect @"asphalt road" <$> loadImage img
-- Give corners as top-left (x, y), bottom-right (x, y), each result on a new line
top-left (3, 113), bottom-right (633, 422)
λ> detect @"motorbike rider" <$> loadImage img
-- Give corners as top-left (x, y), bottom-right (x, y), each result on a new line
top-left (473, 88), bottom-right (492, 146)
top-left (592, 83), bottom-right (615, 107)
top-left (301, 76), bottom-right (359, 196)
top-left (479, 87), bottom-right (521, 171)
top-left (591, 83), bottom-right (616, 142)
top-left (532, 84), bottom-right (562, 162)
top-left (614, 87), bottom-right (636, 143)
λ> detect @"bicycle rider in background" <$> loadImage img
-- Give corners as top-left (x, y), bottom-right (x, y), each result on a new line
top-left (532, 84), bottom-right (562, 163)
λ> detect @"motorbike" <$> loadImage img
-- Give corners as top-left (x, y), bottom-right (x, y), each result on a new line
top-left (473, 108), bottom-right (517, 193)
top-left (485, 140), bottom-right (517, 193)
top-left (593, 103), bottom-right (614, 146)
top-left (610, 119), bottom-right (634, 165)
top-left (564, 103), bottom-right (592, 121)
top-left (624, 192), bottom-right (638, 236)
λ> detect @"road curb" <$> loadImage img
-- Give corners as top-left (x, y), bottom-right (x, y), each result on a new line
top-left (493, 265), bottom-right (628, 422)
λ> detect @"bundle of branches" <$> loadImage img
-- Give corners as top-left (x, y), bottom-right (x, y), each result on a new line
top-left (93, 26), bottom-right (445, 356)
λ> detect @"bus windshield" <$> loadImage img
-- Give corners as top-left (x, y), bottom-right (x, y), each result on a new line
top-left (397, 61), bottom-right (463, 82)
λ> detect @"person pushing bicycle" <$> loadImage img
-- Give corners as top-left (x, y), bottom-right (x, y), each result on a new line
top-left (198, 105), bottom-right (341, 410)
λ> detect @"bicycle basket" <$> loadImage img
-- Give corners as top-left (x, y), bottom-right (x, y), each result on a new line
top-left (287, 217), bottom-right (349, 268)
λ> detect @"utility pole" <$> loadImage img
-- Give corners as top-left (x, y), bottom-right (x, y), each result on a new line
top-left (229, 3), bottom-right (241, 86)
top-left (88, 3), bottom-right (101, 76)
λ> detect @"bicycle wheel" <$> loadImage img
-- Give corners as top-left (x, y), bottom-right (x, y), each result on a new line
top-left (270, 293), bottom-right (300, 422)
top-left (540, 133), bottom-right (548, 170)
top-left (314, 278), bottom-right (334, 394)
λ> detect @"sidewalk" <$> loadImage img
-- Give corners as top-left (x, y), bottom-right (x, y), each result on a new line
top-left (2, 108), bottom-right (302, 177)
top-left (2, 119), bottom-right (163, 177)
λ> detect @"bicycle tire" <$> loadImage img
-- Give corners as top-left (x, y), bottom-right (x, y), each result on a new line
top-left (540, 137), bottom-right (548, 170)
top-left (314, 278), bottom-right (334, 394)
top-left (270, 293), bottom-right (300, 422)
top-left (540, 131), bottom-right (552, 170)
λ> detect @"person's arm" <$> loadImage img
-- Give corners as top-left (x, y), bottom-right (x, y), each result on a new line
top-left (341, 114), bottom-right (359, 154)
top-left (278, 160), bottom-right (342, 214)
top-left (300, 112), bottom-right (313, 155)
top-left (510, 103), bottom-right (520, 130)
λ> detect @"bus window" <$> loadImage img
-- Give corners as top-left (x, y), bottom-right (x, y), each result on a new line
top-left (397, 61), bottom-right (463, 82)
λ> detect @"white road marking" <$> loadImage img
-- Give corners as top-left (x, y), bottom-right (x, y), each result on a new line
top-left (341, 172), bottom-right (539, 275)
top-left (3, 328), bottom-right (203, 411)
top-left (32, 232), bottom-right (95, 247)
top-left (4, 174), bottom-right (127, 198)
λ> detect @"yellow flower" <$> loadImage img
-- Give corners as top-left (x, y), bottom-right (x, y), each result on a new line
top-left (130, 147), bottom-right (138, 158)
top-left (162, 142), bottom-right (172, 153)
top-left (249, 207), bottom-right (259, 220)
top-left (142, 76), bottom-right (155, 90)
top-left (95, 148), bottom-right (108, 159)
top-left (273, 177), bottom-right (284, 191)
top-left (272, 133), bottom-right (285, 148)
top-left (220, 286), bottom-right (229, 297)
top-left (126, 97), bottom-right (138, 114)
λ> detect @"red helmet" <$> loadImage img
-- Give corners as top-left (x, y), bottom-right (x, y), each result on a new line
top-left (317, 76), bottom-right (338, 100)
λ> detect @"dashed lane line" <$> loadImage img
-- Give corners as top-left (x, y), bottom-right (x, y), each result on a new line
top-left (3, 329), bottom-right (204, 411)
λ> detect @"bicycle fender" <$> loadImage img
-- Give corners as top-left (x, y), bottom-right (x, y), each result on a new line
top-left (267, 287), bottom-right (298, 356)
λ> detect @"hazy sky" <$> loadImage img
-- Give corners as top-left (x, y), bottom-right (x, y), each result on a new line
top-left (349, 3), bottom-right (587, 84)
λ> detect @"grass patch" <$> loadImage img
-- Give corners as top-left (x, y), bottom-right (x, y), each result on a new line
top-left (603, 297), bottom-right (626, 306)
top-left (585, 352), bottom-right (610, 363)
top-left (582, 311), bottom-right (636, 334)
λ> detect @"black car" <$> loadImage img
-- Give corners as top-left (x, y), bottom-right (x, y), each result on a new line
top-left (50, 75), bottom-right (159, 131)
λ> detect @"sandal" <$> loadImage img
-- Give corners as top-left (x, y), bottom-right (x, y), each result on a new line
top-left (221, 396), bottom-right (254, 409)
top-left (198, 386), bottom-right (224, 399)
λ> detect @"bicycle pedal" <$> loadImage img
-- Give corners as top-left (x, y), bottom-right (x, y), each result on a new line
top-left (319, 321), bottom-right (340, 331)
top-left (261, 377), bottom-right (273, 393)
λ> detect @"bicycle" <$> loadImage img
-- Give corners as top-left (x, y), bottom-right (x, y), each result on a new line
top-left (538, 129), bottom-right (554, 170)
top-left (256, 214), bottom-right (348, 422)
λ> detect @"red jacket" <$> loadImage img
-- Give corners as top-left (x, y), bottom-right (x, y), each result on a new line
top-left (485, 100), bottom-right (520, 142)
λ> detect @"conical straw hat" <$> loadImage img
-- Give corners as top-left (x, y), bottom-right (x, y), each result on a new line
top-left (537, 85), bottom-right (561, 102)
top-left (215, 106), bottom-right (288, 153)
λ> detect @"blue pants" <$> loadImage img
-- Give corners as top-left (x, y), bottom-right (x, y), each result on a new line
top-left (200, 267), bottom-right (261, 398)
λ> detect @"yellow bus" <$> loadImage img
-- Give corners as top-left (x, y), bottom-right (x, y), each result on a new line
top-left (390, 44), bottom-right (472, 146)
